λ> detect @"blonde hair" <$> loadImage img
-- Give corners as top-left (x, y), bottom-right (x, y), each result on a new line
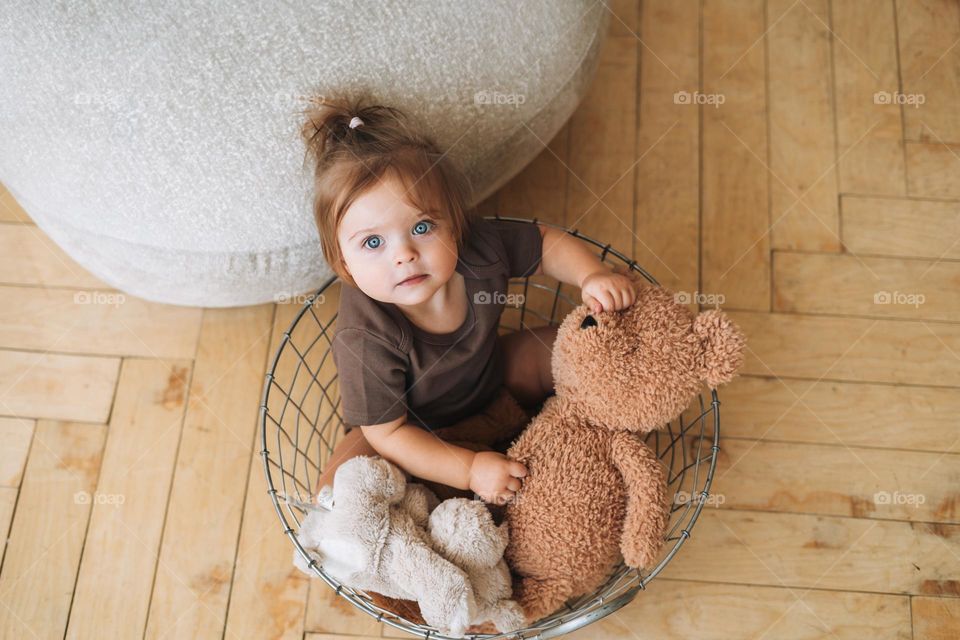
top-left (299, 94), bottom-right (474, 288)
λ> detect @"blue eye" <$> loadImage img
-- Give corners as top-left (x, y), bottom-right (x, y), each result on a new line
top-left (413, 220), bottom-right (435, 235)
top-left (361, 220), bottom-right (434, 251)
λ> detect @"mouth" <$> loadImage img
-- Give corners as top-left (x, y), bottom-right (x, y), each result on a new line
top-left (397, 273), bottom-right (428, 287)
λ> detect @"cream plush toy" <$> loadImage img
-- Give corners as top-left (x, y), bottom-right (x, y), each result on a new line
top-left (292, 455), bottom-right (522, 636)
top-left (428, 498), bottom-right (525, 632)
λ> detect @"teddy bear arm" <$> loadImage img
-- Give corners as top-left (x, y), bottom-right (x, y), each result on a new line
top-left (610, 433), bottom-right (671, 569)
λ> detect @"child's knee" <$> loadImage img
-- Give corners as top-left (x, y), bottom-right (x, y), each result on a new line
top-left (316, 427), bottom-right (378, 490)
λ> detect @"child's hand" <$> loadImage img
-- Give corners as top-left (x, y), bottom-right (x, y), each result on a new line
top-left (468, 451), bottom-right (527, 505)
top-left (581, 270), bottom-right (636, 313)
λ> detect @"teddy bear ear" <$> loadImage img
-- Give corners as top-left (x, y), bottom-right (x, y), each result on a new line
top-left (693, 309), bottom-right (747, 389)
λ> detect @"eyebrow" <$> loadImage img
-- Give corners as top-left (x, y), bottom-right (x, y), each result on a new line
top-left (347, 211), bottom-right (440, 241)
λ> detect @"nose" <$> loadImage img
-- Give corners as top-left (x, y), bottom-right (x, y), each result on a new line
top-left (393, 239), bottom-right (418, 265)
top-left (580, 314), bottom-right (598, 329)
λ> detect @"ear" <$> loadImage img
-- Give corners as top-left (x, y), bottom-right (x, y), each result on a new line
top-left (693, 309), bottom-right (746, 389)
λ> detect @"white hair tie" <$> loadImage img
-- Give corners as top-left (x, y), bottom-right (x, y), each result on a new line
top-left (348, 116), bottom-right (364, 129)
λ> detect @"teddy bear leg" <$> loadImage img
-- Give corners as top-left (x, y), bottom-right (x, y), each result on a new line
top-left (388, 543), bottom-right (476, 637)
top-left (489, 599), bottom-right (526, 633)
top-left (514, 574), bottom-right (574, 623)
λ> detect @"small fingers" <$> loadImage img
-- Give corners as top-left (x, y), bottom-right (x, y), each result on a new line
top-left (510, 462), bottom-right (528, 478)
top-left (583, 293), bottom-right (600, 314)
top-left (506, 477), bottom-right (523, 492)
top-left (596, 290), bottom-right (615, 312)
top-left (610, 287), bottom-right (625, 309)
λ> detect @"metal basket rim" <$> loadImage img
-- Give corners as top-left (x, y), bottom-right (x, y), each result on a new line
top-left (259, 216), bottom-right (723, 639)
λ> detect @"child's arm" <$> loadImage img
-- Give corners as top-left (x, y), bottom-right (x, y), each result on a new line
top-left (363, 416), bottom-right (527, 504)
top-left (535, 224), bottom-right (637, 313)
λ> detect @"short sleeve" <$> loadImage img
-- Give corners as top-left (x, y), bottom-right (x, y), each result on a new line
top-left (331, 328), bottom-right (408, 428)
top-left (487, 219), bottom-right (543, 278)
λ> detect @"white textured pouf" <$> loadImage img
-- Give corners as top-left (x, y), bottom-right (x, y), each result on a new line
top-left (0, 1), bottom-right (608, 307)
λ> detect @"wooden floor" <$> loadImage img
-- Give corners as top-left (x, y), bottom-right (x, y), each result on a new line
top-left (2, 0), bottom-right (959, 638)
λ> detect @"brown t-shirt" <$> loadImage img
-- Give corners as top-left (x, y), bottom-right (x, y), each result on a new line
top-left (332, 216), bottom-right (543, 434)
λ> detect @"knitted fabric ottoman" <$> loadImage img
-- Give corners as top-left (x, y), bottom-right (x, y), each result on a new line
top-left (0, 1), bottom-right (608, 307)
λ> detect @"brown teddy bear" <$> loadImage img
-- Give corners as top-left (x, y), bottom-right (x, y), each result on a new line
top-left (504, 269), bottom-right (747, 623)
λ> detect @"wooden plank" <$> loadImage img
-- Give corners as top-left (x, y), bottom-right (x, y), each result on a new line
top-left (0, 420), bottom-right (107, 639)
top-left (773, 251), bottom-right (960, 321)
top-left (0, 223), bottom-right (106, 288)
top-left (701, 0), bottom-right (770, 310)
top-left (831, 0), bottom-right (906, 195)
top-left (842, 195), bottom-right (960, 260)
top-left (712, 438), bottom-right (960, 523)
top-left (896, 0), bottom-right (960, 143)
top-left (661, 509), bottom-right (960, 595)
top-left (564, 35), bottom-right (637, 267)
top-left (575, 579), bottom-right (910, 640)
top-left (66, 358), bottom-right (192, 639)
top-left (497, 122), bottom-right (568, 225)
top-left (767, 0), bottom-right (840, 252)
top-left (912, 596), bottom-right (960, 639)
top-left (0, 285), bottom-right (202, 358)
top-left (634, 0), bottom-right (700, 297)
top-left (0, 487), bottom-right (14, 566)
top-left (497, 122), bottom-right (571, 329)
top-left (605, 0), bottom-right (639, 37)
top-left (144, 305), bottom-right (274, 640)
top-left (0, 417), bottom-right (33, 487)
top-left (0, 349), bottom-right (118, 423)
top-left (0, 183), bottom-right (32, 224)
top-left (730, 310), bottom-right (960, 387)
top-left (717, 375), bottom-right (960, 454)
top-left (906, 142), bottom-right (960, 199)
top-left (222, 299), bottom-right (320, 640)
top-left (303, 581), bottom-right (383, 637)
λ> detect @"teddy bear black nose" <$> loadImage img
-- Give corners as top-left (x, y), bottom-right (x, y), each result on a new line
top-left (580, 314), bottom-right (598, 330)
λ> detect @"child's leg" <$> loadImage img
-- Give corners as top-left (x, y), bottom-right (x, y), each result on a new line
top-left (498, 325), bottom-right (558, 411)
top-left (314, 427), bottom-right (378, 495)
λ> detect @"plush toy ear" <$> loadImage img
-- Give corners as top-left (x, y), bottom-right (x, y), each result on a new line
top-left (693, 309), bottom-right (746, 389)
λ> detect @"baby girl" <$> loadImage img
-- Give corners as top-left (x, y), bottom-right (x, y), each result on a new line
top-left (303, 95), bottom-right (636, 505)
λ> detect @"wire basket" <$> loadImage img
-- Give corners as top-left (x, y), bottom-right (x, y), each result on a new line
top-left (260, 216), bottom-right (722, 639)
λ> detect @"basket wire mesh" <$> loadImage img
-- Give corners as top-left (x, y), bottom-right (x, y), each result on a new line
top-left (260, 216), bottom-right (722, 639)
